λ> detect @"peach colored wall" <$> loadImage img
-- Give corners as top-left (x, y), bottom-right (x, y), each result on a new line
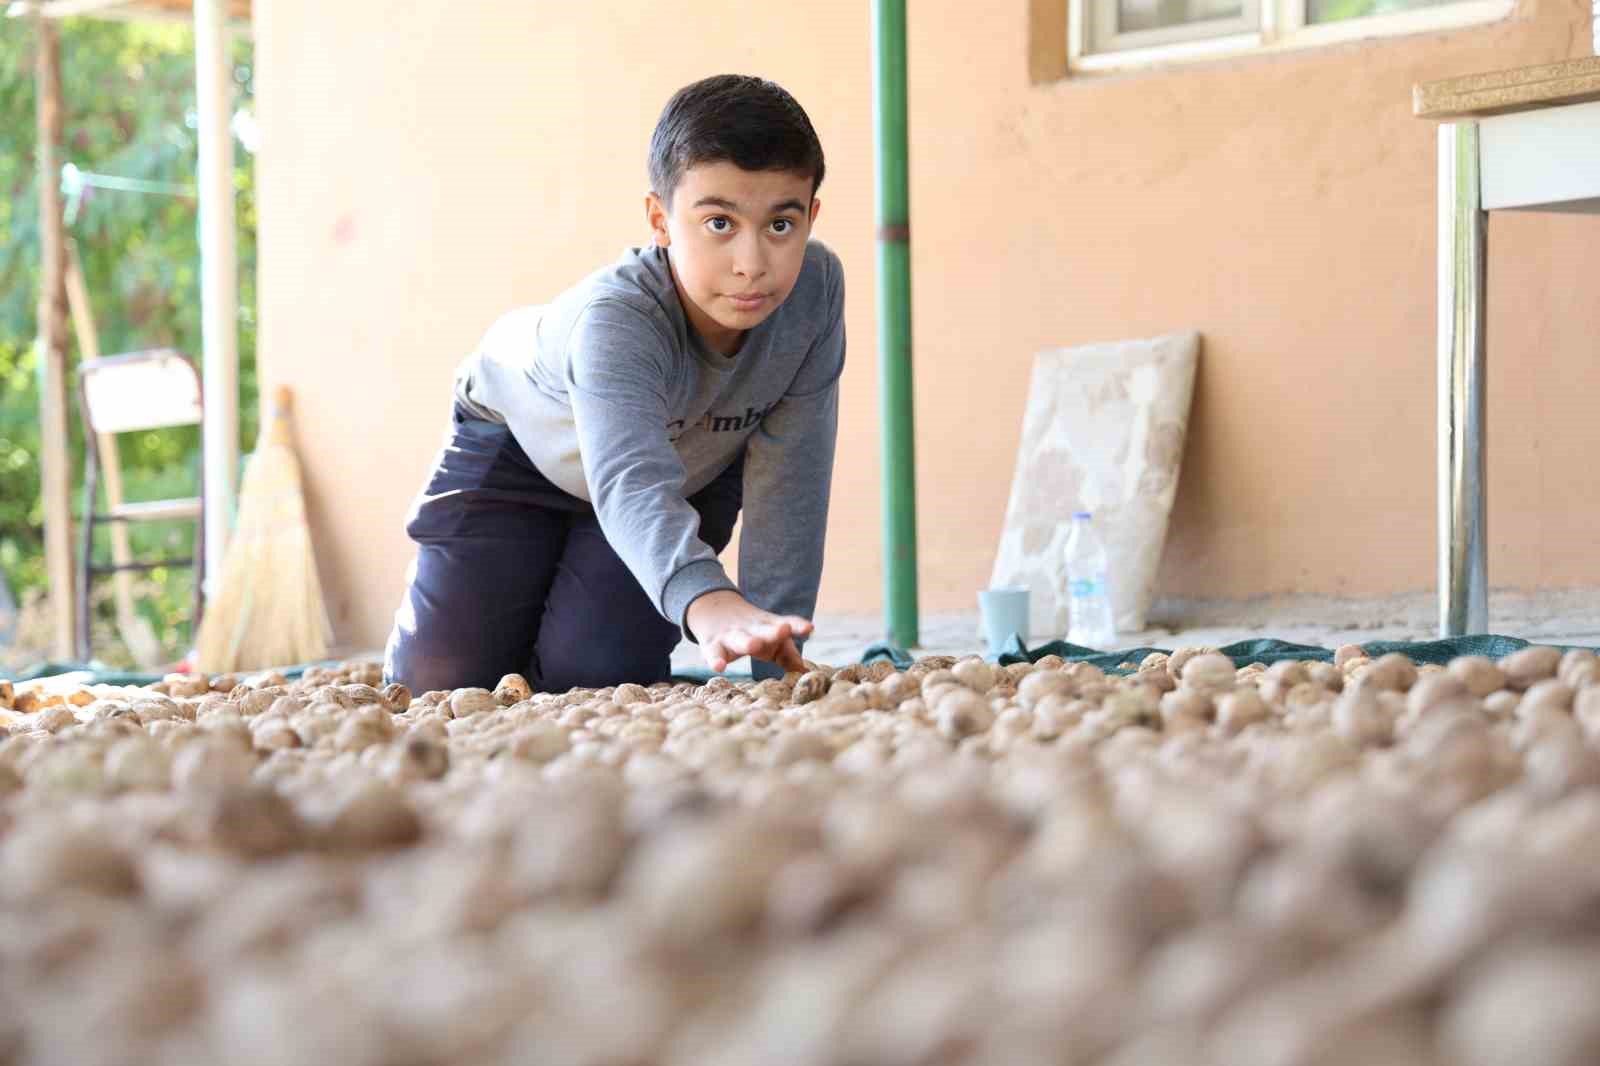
top-left (256, 0), bottom-right (1600, 651)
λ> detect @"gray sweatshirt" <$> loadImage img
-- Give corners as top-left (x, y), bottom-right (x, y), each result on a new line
top-left (453, 239), bottom-right (844, 645)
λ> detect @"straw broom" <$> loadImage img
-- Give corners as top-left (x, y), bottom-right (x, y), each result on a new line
top-left (193, 385), bottom-right (332, 673)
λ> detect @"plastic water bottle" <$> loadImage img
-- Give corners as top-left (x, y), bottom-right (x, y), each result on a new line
top-left (1064, 511), bottom-right (1117, 649)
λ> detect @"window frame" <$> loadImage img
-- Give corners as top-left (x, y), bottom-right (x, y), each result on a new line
top-left (1087, 0), bottom-right (1262, 54)
top-left (1069, 0), bottom-right (1514, 71)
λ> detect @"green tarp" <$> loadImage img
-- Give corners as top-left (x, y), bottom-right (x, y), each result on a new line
top-left (862, 633), bottom-right (1575, 673)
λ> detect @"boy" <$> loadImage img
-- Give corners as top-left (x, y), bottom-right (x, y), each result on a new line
top-left (384, 74), bottom-right (843, 694)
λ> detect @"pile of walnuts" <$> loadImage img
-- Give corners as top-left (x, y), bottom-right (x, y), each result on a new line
top-left (2, 644), bottom-right (1600, 1065)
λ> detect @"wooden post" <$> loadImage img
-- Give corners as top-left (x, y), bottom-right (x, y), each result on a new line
top-left (34, 11), bottom-right (77, 661)
top-left (195, 0), bottom-right (239, 597)
top-left (65, 242), bottom-right (163, 667)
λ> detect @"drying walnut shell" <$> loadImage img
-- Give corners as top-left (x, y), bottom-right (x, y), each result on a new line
top-left (1216, 689), bottom-right (1269, 735)
top-left (1333, 644), bottom-right (1366, 668)
top-left (1517, 679), bottom-right (1575, 718)
top-left (792, 671), bottom-right (831, 705)
top-left (316, 779), bottom-right (422, 851)
top-left (1500, 646), bottom-right (1562, 691)
top-left (951, 658), bottom-right (997, 694)
top-left (33, 705), bottom-right (78, 733)
top-left (934, 689), bottom-right (994, 740)
top-left (202, 785), bottom-right (305, 858)
top-left (450, 688), bottom-right (499, 717)
top-left (1183, 654), bottom-right (1238, 694)
top-left (1362, 654), bottom-right (1419, 693)
top-left (492, 674), bottom-right (532, 706)
top-left (1167, 646), bottom-right (1219, 681)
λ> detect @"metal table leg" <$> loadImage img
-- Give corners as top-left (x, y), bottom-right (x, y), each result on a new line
top-left (1437, 121), bottom-right (1488, 637)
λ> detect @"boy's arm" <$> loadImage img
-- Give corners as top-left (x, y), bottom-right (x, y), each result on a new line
top-left (565, 298), bottom-right (739, 629)
top-left (736, 266), bottom-right (846, 679)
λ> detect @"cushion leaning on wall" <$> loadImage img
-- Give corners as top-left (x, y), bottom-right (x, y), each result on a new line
top-left (988, 332), bottom-right (1200, 639)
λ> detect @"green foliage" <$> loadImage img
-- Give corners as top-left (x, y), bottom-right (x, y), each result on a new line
top-left (0, 17), bottom-right (255, 668)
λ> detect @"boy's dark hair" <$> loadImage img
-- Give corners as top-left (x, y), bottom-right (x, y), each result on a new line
top-left (648, 75), bottom-right (826, 206)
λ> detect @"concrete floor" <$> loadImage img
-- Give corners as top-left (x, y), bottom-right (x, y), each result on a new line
top-left (670, 585), bottom-right (1600, 672)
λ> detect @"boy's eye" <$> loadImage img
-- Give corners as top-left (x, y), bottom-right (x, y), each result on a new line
top-left (706, 217), bottom-right (732, 234)
top-left (769, 219), bottom-right (793, 235)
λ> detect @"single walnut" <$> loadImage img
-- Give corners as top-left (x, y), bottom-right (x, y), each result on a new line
top-left (951, 658), bottom-right (997, 693)
top-left (379, 682), bottom-right (412, 712)
top-left (1405, 673), bottom-right (1471, 717)
top-left (792, 671), bottom-right (831, 705)
top-left (1362, 653), bottom-right (1419, 692)
top-left (1018, 670), bottom-right (1073, 710)
top-left (507, 722), bottom-right (570, 763)
top-left (1333, 643), bottom-right (1367, 668)
top-left (1161, 687), bottom-right (1214, 725)
top-left (1447, 655), bottom-right (1506, 697)
top-left (132, 697), bottom-right (185, 724)
top-left (1518, 679), bottom-right (1575, 719)
top-left (768, 730), bottom-right (833, 767)
top-left (1183, 654), bottom-right (1238, 693)
top-left (163, 673), bottom-right (210, 699)
top-left (251, 719), bottom-right (302, 752)
top-left (203, 784), bottom-right (305, 859)
top-left (386, 734), bottom-right (450, 783)
top-left (0, 821), bottom-right (139, 898)
top-left (1500, 646), bottom-right (1562, 691)
top-left (1340, 656), bottom-right (1372, 677)
top-left (1167, 646), bottom-right (1220, 681)
top-left (336, 684), bottom-right (384, 707)
top-left (451, 688), bottom-right (500, 717)
top-left (1135, 667), bottom-right (1178, 694)
top-left (104, 736), bottom-right (171, 792)
top-left (406, 716), bottom-right (449, 745)
top-left (492, 674), bottom-right (533, 706)
top-left (1483, 690), bottom-right (1520, 716)
top-left (171, 738), bottom-right (256, 794)
top-left (1217, 689), bottom-right (1269, 735)
top-left (934, 689), bottom-right (994, 740)
top-left (1267, 660), bottom-right (1311, 687)
top-left (830, 664), bottom-right (868, 685)
top-left (333, 711), bottom-right (394, 754)
top-left (612, 682), bottom-right (651, 705)
top-left (1333, 681), bottom-right (1393, 747)
top-left (316, 779), bottom-right (422, 851)
top-left (1305, 662), bottom-right (1344, 692)
top-left (33, 705), bottom-right (78, 733)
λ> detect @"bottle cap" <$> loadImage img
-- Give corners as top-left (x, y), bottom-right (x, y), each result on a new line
top-left (1072, 511), bottom-right (1092, 520)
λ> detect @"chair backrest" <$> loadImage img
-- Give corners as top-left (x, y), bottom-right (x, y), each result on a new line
top-left (79, 349), bottom-right (202, 435)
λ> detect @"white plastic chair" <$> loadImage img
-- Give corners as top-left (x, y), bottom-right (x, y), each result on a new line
top-left (75, 348), bottom-right (206, 662)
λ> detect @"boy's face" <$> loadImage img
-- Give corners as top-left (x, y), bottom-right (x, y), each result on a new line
top-left (646, 161), bottom-right (821, 356)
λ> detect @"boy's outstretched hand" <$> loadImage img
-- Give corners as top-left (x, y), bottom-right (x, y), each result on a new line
top-left (685, 590), bottom-right (813, 674)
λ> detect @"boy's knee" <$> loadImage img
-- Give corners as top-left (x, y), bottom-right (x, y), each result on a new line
top-left (385, 626), bottom-right (495, 694)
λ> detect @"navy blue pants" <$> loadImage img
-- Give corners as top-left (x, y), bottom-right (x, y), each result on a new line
top-left (383, 404), bottom-right (743, 694)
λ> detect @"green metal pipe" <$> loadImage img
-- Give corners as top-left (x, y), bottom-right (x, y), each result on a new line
top-left (872, 0), bottom-right (919, 648)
